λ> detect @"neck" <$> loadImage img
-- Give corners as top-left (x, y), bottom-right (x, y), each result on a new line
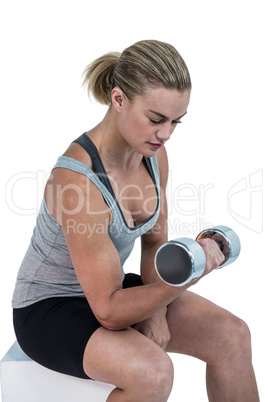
top-left (88, 107), bottom-right (143, 172)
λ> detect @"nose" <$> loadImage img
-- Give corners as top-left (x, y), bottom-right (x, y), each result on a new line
top-left (156, 124), bottom-right (172, 142)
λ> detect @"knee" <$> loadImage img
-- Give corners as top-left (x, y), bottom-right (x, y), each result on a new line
top-left (230, 315), bottom-right (251, 347)
top-left (141, 353), bottom-right (174, 400)
top-left (221, 315), bottom-right (252, 361)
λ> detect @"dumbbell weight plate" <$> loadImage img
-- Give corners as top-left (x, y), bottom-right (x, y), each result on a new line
top-left (154, 238), bottom-right (206, 287)
top-left (196, 225), bottom-right (241, 269)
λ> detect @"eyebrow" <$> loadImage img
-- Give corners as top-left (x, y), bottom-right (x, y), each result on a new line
top-left (148, 110), bottom-right (188, 121)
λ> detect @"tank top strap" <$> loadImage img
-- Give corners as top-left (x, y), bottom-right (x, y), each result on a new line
top-left (73, 133), bottom-right (116, 197)
top-left (143, 156), bottom-right (154, 180)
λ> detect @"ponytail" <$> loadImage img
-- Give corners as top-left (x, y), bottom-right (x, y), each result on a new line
top-left (82, 52), bottom-right (120, 105)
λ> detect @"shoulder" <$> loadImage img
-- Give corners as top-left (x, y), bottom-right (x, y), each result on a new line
top-left (62, 141), bottom-right (94, 169)
top-left (45, 142), bottom-right (110, 226)
top-left (45, 167), bottom-right (111, 227)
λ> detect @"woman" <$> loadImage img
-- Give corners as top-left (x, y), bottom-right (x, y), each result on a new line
top-left (12, 40), bottom-right (259, 401)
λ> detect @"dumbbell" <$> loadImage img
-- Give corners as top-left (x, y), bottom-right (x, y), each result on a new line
top-left (154, 225), bottom-right (241, 287)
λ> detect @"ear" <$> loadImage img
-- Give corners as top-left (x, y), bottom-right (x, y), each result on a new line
top-left (111, 87), bottom-right (125, 112)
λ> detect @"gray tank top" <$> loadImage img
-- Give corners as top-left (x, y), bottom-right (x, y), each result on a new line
top-left (12, 134), bottom-right (160, 308)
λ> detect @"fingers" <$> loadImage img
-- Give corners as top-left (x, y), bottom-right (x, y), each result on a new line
top-left (211, 233), bottom-right (229, 262)
top-left (197, 238), bottom-right (225, 272)
top-left (134, 312), bottom-right (171, 350)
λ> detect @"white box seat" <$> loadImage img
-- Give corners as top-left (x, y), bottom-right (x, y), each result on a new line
top-left (0, 341), bottom-right (115, 401)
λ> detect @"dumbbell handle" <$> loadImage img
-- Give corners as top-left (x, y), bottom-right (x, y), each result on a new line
top-left (155, 226), bottom-right (241, 287)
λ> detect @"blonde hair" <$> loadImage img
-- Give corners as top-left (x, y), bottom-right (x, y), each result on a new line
top-left (82, 40), bottom-right (191, 105)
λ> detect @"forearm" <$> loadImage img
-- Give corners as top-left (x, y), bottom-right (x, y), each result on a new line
top-left (140, 239), bottom-right (166, 285)
top-left (140, 240), bottom-right (170, 321)
top-left (101, 280), bottom-right (184, 330)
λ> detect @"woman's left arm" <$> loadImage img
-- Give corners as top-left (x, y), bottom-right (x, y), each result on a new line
top-left (135, 146), bottom-right (171, 349)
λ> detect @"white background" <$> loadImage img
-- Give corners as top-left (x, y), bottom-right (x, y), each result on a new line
top-left (0, 0), bottom-right (267, 400)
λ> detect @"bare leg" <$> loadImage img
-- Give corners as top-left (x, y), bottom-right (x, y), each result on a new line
top-left (83, 327), bottom-right (174, 401)
top-left (166, 291), bottom-right (259, 402)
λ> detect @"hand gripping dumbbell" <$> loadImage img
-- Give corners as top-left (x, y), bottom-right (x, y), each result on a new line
top-left (154, 225), bottom-right (241, 287)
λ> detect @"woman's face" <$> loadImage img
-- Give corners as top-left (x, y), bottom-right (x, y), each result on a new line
top-left (115, 86), bottom-right (190, 157)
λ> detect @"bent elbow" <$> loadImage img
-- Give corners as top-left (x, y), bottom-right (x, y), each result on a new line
top-left (94, 308), bottom-right (127, 331)
top-left (97, 316), bottom-right (127, 331)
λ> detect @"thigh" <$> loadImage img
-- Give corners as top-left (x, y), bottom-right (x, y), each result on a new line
top-left (166, 291), bottom-right (243, 362)
top-left (83, 326), bottom-right (173, 389)
top-left (13, 297), bottom-right (102, 379)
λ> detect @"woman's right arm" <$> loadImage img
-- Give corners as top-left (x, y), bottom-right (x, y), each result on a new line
top-left (46, 169), bottom-right (223, 331)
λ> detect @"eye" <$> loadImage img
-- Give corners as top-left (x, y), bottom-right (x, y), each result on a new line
top-left (149, 118), bottom-right (182, 125)
top-left (150, 119), bottom-right (164, 125)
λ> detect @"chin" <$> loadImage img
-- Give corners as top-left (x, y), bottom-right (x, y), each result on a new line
top-left (142, 149), bottom-right (159, 158)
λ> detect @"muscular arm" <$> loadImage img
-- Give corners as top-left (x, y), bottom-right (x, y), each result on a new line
top-left (136, 147), bottom-right (224, 348)
top-left (134, 147), bottom-right (171, 347)
top-left (46, 167), bottom-right (186, 332)
top-left (140, 146), bottom-right (169, 284)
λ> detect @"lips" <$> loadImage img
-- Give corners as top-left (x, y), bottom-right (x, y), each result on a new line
top-left (148, 142), bottom-right (163, 149)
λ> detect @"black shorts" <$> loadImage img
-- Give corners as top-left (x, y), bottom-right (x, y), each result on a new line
top-left (13, 273), bottom-right (143, 380)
